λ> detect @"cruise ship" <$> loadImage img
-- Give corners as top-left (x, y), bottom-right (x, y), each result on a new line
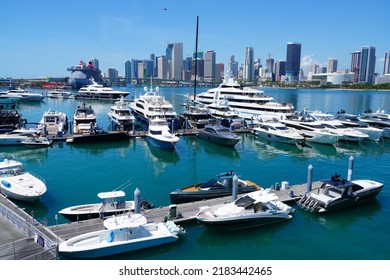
top-left (67, 60), bottom-right (104, 90)
top-left (192, 73), bottom-right (293, 120)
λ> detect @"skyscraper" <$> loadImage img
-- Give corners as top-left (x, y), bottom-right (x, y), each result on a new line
top-left (384, 50), bottom-right (390, 75)
top-left (124, 60), bottom-right (131, 83)
top-left (204, 50), bottom-right (216, 82)
top-left (359, 46), bottom-right (376, 83)
top-left (274, 61), bottom-right (286, 81)
top-left (157, 56), bottom-right (168, 79)
top-left (243, 47), bottom-right (254, 81)
top-left (327, 59), bottom-right (338, 73)
top-left (229, 55), bottom-right (239, 78)
top-left (90, 58), bottom-right (99, 69)
top-left (351, 51), bottom-right (361, 83)
top-left (286, 42), bottom-right (301, 81)
top-left (172, 42), bottom-right (183, 80)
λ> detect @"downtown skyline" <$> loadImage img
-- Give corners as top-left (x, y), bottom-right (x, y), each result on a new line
top-left (1, 0), bottom-right (390, 78)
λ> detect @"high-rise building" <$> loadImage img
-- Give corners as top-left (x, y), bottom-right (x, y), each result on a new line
top-left (327, 59), bottom-right (338, 73)
top-left (384, 50), bottom-right (390, 75)
top-left (172, 42), bottom-right (183, 80)
top-left (90, 58), bottom-right (99, 69)
top-left (157, 56), bottom-right (168, 79)
top-left (274, 61), bottom-right (286, 81)
top-left (286, 42), bottom-right (301, 81)
top-left (243, 47), bottom-right (254, 81)
top-left (351, 51), bottom-right (361, 83)
top-left (204, 50), bottom-right (216, 82)
top-left (359, 46), bottom-right (376, 83)
top-left (124, 60), bottom-right (131, 83)
top-left (229, 55), bottom-right (239, 78)
top-left (131, 58), bottom-right (141, 79)
top-left (106, 67), bottom-right (118, 84)
top-left (192, 58), bottom-right (204, 81)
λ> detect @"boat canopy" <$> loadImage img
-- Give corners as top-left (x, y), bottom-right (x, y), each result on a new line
top-left (321, 174), bottom-right (354, 189)
top-left (97, 190), bottom-right (126, 199)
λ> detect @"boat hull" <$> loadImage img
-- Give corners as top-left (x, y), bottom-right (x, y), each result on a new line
top-left (67, 132), bottom-right (130, 144)
top-left (146, 136), bottom-right (177, 150)
top-left (197, 131), bottom-right (240, 147)
top-left (253, 129), bottom-right (302, 145)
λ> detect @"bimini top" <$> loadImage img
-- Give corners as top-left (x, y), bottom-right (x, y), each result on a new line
top-left (97, 190), bottom-right (126, 199)
top-left (320, 174), bottom-right (354, 189)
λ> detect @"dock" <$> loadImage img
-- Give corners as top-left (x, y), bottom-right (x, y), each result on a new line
top-left (0, 180), bottom-right (321, 259)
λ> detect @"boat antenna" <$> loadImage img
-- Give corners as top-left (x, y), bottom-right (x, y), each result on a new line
top-left (193, 15), bottom-right (199, 102)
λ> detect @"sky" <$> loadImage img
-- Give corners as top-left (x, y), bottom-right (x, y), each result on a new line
top-left (1, 0), bottom-right (389, 78)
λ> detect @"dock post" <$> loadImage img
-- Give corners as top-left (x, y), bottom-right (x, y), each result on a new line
top-left (307, 164), bottom-right (313, 192)
top-left (134, 188), bottom-right (141, 214)
top-left (232, 174), bottom-right (238, 201)
top-left (347, 156), bottom-right (354, 181)
top-left (185, 117), bottom-right (188, 130)
top-left (132, 121), bottom-right (135, 135)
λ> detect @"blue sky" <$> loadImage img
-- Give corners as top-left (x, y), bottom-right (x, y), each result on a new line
top-left (1, 0), bottom-right (389, 78)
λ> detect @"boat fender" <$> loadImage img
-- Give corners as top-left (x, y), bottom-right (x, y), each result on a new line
top-left (1, 180), bottom-right (11, 188)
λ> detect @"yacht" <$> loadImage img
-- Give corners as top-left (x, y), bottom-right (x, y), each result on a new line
top-left (196, 189), bottom-right (294, 230)
top-left (281, 113), bottom-right (340, 145)
top-left (0, 107), bottom-right (22, 133)
top-left (197, 124), bottom-right (241, 147)
top-left (0, 128), bottom-right (43, 146)
top-left (146, 117), bottom-right (180, 150)
top-left (310, 111), bottom-right (369, 143)
top-left (76, 80), bottom-right (130, 100)
top-left (129, 84), bottom-right (178, 130)
top-left (0, 158), bottom-right (47, 202)
top-left (193, 72), bottom-right (293, 119)
top-left (46, 88), bottom-right (74, 99)
top-left (358, 109), bottom-right (390, 138)
top-left (107, 96), bottom-right (135, 131)
top-left (180, 102), bottom-right (211, 129)
top-left (297, 174), bottom-right (384, 213)
top-left (334, 111), bottom-right (383, 142)
top-left (38, 110), bottom-right (69, 137)
top-left (73, 103), bottom-right (97, 134)
top-left (58, 214), bottom-right (184, 259)
top-left (59, 190), bottom-right (136, 222)
top-left (205, 95), bottom-right (245, 129)
top-left (6, 88), bottom-right (45, 102)
top-left (252, 117), bottom-right (304, 145)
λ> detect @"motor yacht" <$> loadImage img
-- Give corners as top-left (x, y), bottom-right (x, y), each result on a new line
top-left (46, 88), bottom-right (74, 99)
top-left (358, 109), bottom-right (390, 138)
top-left (196, 189), bottom-right (294, 230)
top-left (197, 124), bottom-right (240, 147)
top-left (73, 103), bottom-right (97, 134)
top-left (107, 96), bottom-right (135, 131)
top-left (0, 158), bottom-right (47, 202)
top-left (75, 80), bottom-right (129, 100)
top-left (6, 88), bottom-right (45, 102)
top-left (297, 173), bottom-right (384, 213)
top-left (146, 117), bottom-right (180, 150)
top-left (0, 128), bottom-right (43, 146)
top-left (38, 110), bottom-right (69, 137)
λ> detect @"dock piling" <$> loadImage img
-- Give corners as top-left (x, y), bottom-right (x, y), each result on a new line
top-left (134, 188), bottom-right (141, 214)
top-left (232, 175), bottom-right (238, 201)
top-left (347, 156), bottom-right (354, 181)
top-left (307, 164), bottom-right (313, 192)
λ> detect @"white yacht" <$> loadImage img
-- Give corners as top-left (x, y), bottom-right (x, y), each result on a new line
top-left (196, 189), bottom-right (294, 230)
top-left (76, 80), bottom-right (130, 100)
top-left (6, 88), bottom-right (45, 102)
top-left (358, 109), bottom-right (390, 138)
top-left (107, 96), bottom-right (135, 131)
top-left (334, 111), bottom-right (383, 141)
top-left (281, 113), bottom-right (340, 145)
top-left (38, 110), bottom-right (69, 137)
top-left (46, 88), bottom-right (74, 99)
top-left (310, 112), bottom-right (369, 143)
top-left (129, 84), bottom-right (178, 130)
top-left (252, 117), bottom-right (304, 145)
top-left (193, 72), bottom-right (293, 119)
top-left (146, 117), bottom-right (180, 150)
top-left (0, 158), bottom-right (47, 202)
top-left (0, 128), bottom-right (43, 146)
top-left (73, 103), bottom-right (97, 134)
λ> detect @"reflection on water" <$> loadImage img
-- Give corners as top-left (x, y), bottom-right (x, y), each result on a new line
top-left (66, 138), bottom-right (132, 156)
top-left (0, 146), bottom-right (49, 163)
top-left (197, 137), bottom-right (241, 160)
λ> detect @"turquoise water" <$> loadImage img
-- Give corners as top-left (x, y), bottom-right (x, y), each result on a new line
top-left (1, 86), bottom-right (390, 260)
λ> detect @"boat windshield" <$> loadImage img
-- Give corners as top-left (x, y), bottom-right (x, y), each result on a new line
top-left (234, 195), bottom-right (255, 209)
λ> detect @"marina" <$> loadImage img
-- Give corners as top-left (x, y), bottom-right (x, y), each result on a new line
top-left (0, 85), bottom-right (389, 260)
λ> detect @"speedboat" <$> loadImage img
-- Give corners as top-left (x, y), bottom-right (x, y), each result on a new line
top-left (38, 110), bottom-right (69, 137)
top-left (196, 189), bottom-right (294, 230)
top-left (46, 88), bottom-right (74, 99)
top-left (21, 136), bottom-right (53, 147)
top-left (281, 113), bottom-right (339, 145)
top-left (0, 107), bottom-right (23, 133)
top-left (59, 190), bottom-right (136, 222)
top-left (73, 103), bottom-right (97, 134)
top-left (310, 111), bottom-right (369, 143)
top-left (169, 170), bottom-right (262, 204)
top-left (297, 173), bottom-right (384, 213)
top-left (76, 80), bottom-right (130, 100)
top-left (107, 96), bottom-right (135, 131)
top-left (0, 128), bottom-right (43, 146)
top-left (58, 214), bottom-right (185, 259)
top-left (334, 110), bottom-right (383, 142)
top-left (146, 117), bottom-right (180, 150)
top-left (129, 84), bottom-right (178, 130)
top-left (0, 158), bottom-right (47, 202)
top-left (252, 117), bottom-right (304, 145)
top-left (197, 124), bottom-right (240, 147)
top-left (358, 109), bottom-right (390, 138)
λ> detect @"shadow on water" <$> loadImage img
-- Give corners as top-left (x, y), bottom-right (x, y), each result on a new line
top-left (145, 139), bottom-right (180, 165)
top-left (197, 137), bottom-right (241, 160)
top-left (66, 138), bottom-right (132, 156)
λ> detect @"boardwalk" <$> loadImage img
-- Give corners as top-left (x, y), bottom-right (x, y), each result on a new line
top-left (0, 181), bottom-right (321, 260)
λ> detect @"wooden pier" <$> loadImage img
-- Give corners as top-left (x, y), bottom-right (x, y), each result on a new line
top-left (0, 181), bottom-right (322, 259)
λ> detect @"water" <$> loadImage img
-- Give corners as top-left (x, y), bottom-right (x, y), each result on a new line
top-left (1, 86), bottom-right (390, 260)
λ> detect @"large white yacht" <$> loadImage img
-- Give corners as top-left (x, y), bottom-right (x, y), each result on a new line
top-left (107, 96), bottom-right (135, 131)
top-left (129, 84), bottom-right (178, 130)
top-left (73, 103), bottom-right (97, 134)
top-left (192, 73), bottom-right (293, 119)
top-left (76, 80), bottom-right (130, 100)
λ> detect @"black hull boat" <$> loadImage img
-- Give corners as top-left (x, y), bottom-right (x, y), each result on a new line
top-left (197, 124), bottom-right (240, 147)
top-left (297, 174), bottom-right (384, 213)
top-left (66, 131), bottom-right (130, 144)
top-left (169, 171), bottom-right (262, 204)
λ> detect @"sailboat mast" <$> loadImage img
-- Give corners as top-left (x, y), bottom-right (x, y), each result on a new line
top-left (193, 16), bottom-right (199, 101)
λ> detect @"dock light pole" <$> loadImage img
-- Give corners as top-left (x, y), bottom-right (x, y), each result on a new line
top-left (347, 156), bottom-right (354, 181)
top-left (307, 164), bottom-right (313, 192)
top-left (232, 174), bottom-right (238, 201)
top-left (134, 188), bottom-right (141, 214)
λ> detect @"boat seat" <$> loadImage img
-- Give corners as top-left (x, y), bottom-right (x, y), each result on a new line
top-left (106, 231), bottom-right (115, 243)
